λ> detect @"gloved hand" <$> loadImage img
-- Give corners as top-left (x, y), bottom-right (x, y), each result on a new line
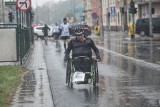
top-left (64, 55), bottom-right (70, 62)
top-left (96, 56), bottom-right (101, 62)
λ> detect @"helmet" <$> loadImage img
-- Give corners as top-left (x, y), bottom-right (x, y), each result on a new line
top-left (74, 26), bottom-right (84, 36)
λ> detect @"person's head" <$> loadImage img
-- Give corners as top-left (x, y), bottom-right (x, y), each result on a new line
top-left (55, 23), bottom-right (58, 26)
top-left (63, 18), bottom-right (67, 24)
top-left (44, 24), bottom-right (47, 27)
top-left (74, 26), bottom-right (85, 41)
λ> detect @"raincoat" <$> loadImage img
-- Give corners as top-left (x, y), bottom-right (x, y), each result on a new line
top-left (94, 25), bottom-right (100, 36)
top-left (128, 22), bottom-right (134, 36)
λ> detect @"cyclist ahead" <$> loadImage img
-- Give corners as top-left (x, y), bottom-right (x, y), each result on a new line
top-left (64, 26), bottom-right (101, 73)
top-left (42, 24), bottom-right (51, 44)
top-left (42, 24), bottom-right (51, 37)
top-left (59, 18), bottom-right (72, 50)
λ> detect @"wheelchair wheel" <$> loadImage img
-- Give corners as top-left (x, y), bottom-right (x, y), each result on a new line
top-left (66, 59), bottom-right (73, 88)
top-left (95, 61), bottom-right (99, 83)
top-left (66, 60), bottom-right (71, 84)
top-left (68, 71), bottom-right (73, 88)
top-left (93, 60), bottom-right (99, 87)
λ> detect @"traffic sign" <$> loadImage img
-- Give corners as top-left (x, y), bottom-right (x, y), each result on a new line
top-left (91, 12), bottom-right (98, 19)
top-left (16, 0), bottom-right (31, 11)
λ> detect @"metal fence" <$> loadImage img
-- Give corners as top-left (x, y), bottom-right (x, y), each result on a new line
top-left (19, 25), bottom-right (34, 64)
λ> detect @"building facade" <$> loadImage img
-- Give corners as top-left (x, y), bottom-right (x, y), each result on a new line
top-left (136, 0), bottom-right (160, 18)
top-left (84, 0), bottom-right (92, 27)
top-left (84, 0), bottom-right (160, 32)
top-left (102, 0), bottom-right (122, 31)
top-left (84, 0), bottom-right (102, 27)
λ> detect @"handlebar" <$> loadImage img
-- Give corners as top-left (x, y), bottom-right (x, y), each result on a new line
top-left (73, 56), bottom-right (101, 62)
top-left (74, 56), bottom-right (88, 58)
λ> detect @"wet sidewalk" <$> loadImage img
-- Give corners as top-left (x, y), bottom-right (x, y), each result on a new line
top-left (11, 40), bottom-right (54, 107)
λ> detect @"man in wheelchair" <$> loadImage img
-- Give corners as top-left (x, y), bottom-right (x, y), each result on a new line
top-left (64, 26), bottom-right (101, 83)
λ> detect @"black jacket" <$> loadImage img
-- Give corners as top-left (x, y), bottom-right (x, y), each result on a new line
top-left (65, 37), bottom-right (100, 58)
top-left (42, 26), bottom-right (50, 34)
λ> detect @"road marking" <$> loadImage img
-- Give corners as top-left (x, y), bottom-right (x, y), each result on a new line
top-left (157, 47), bottom-right (160, 50)
top-left (156, 61), bottom-right (160, 64)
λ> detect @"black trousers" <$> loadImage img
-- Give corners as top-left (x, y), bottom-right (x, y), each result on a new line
top-left (73, 57), bottom-right (92, 72)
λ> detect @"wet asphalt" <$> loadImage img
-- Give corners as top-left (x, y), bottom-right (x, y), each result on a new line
top-left (43, 32), bottom-right (160, 107)
top-left (10, 31), bottom-right (160, 107)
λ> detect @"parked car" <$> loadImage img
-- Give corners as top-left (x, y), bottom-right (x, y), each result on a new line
top-left (33, 25), bottom-right (53, 40)
top-left (135, 18), bottom-right (160, 37)
top-left (81, 24), bottom-right (92, 37)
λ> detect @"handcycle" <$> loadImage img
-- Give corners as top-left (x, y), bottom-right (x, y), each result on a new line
top-left (66, 56), bottom-right (99, 88)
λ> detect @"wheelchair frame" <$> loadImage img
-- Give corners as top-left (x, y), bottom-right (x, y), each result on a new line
top-left (66, 56), bottom-right (99, 88)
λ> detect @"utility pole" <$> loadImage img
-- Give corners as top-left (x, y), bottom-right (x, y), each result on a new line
top-left (149, 0), bottom-right (153, 37)
top-left (124, 0), bottom-right (128, 31)
top-left (36, 0), bottom-right (39, 24)
top-left (149, 0), bottom-right (153, 62)
top-left (83, 0), bottom-right (85, 22)
top-left (99, 0), bottom-right (104, 37)
top-left (54, 5), bottom-right (57, 23)
top-left (73, 0), bottom-right (75, 22)
top-left (2, 0), bottom-right (5, 23)
top-left (107, 0), bottom-right (110, 35)
top-left (47, 7), bottom-right (50, 24)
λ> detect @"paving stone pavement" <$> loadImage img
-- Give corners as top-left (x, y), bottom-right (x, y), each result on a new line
top-left (11, 40), bottom-right (54, 107)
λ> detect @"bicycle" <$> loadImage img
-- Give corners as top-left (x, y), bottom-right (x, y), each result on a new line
top-left (55, 40), bottom-right (61, 52)
top-left (66, 56), bottom-right (99, 88)
top-left (44, 36), bottom-right (48, 45)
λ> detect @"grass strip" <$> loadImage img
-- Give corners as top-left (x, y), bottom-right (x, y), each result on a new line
top-left (0, 65), bottom-right (25, 107)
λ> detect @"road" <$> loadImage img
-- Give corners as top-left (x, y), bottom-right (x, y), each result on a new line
top-left (42, 34), bottom-right (160, 107)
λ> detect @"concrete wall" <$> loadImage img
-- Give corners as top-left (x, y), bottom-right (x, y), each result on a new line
top-left (0, 28), bottom-right (17, 61)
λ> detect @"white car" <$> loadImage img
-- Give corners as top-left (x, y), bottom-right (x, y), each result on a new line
top-left (33, 25), bottom-right (53, 40)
